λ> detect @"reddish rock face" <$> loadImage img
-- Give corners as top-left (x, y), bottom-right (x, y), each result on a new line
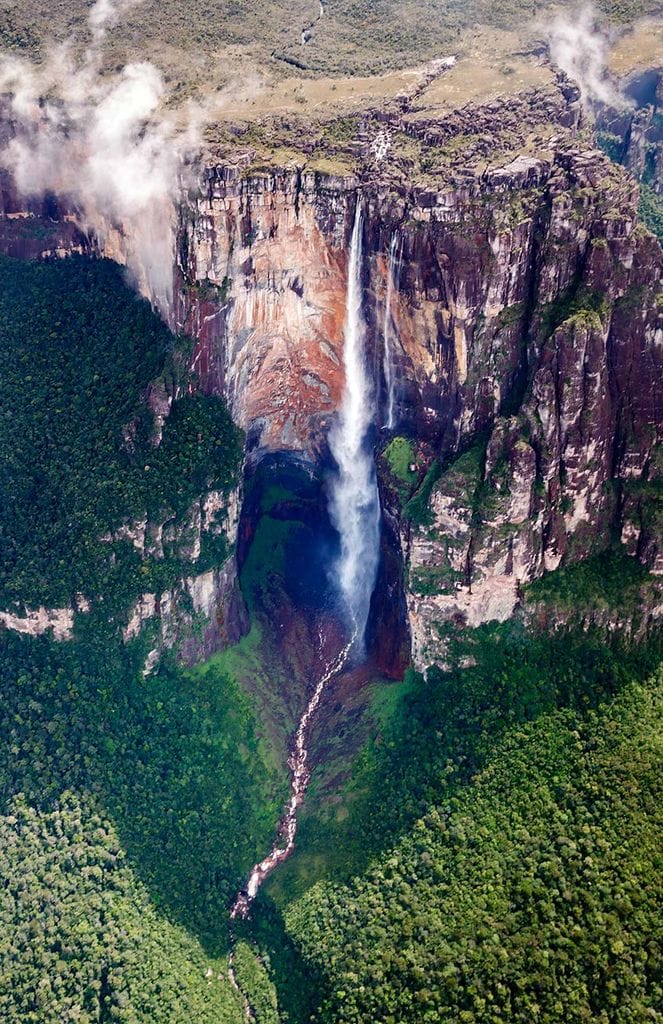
top-left (171, 137), bottom-right (662, 667)
top-left (174, 137), bottom-right (659, 460)
top-left (177, 169), bottom-right (351, 454)
top-left (1, 79), bottom-right (661, 669)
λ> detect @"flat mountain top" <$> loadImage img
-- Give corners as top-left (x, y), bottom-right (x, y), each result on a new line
top-left (2, 0), bottom-right (661, 97)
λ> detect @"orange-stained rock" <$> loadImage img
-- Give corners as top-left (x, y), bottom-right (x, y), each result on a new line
top-left (177, 171), bottom-right (353, 455)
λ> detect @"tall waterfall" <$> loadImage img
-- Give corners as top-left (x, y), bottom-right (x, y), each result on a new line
top-left (383, 234), bottom-right (400, 431)
top-left (230, 203), bottom-right (382, 919)
top-left (328, 202), bottom-right (381, 649)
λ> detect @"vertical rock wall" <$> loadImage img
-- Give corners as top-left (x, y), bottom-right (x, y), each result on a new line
top-left (1, 79), bottom-right (661, 667)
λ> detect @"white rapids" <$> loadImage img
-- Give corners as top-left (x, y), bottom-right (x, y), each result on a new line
top-left (230, 633), bottom-right (355, 919)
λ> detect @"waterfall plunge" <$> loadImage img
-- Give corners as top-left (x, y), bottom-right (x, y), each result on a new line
top-left (231, 203), bottom-right (382, 918)
top-left (328, 202), bottom-right (381, 650)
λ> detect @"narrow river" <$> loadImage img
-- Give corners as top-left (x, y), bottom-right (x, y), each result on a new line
top-left (230, 631), bottom-right (355, 919)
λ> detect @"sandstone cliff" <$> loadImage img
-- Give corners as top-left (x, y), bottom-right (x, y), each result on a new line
top-left (172, 83), bottom-right (661, 668)
top-left (1, 75), bottom-right (661, 670)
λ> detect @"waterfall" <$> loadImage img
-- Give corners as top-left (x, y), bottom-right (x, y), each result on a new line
top-left (328, 201), bottom-right (381, 650)
top-left (229, 201), bottom-right (381, 919)
top-left (383, 234), bottom-right (400, 431)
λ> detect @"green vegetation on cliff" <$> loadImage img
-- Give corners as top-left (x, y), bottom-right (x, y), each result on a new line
top-left (539, 284), bottom-right (610, 340)
top-left (526, 545), bottom-right (656, 616)
top-left (639, 182), bottom-right (663, 242)
top-left (383, 436), bottom-right (417, 488)
top-left (403, 459), bottom-right (441, 525)
top-left (0, 255), bottom-right (242, 612)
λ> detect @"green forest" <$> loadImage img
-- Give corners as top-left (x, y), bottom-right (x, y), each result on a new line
top-left (0, 255), bottom-right (243, 614)
top-left (0, 254), bottom-right (276, 1022)
top-left (0, 626), bottom-right (288, 1022)
top-left (271, 619), bottom-right (663, 897)
top-left (286, 666), bottom-right (663, 1023)
top-left (0, 249), bottom-right (661, 1024)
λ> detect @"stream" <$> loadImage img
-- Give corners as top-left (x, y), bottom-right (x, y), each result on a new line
top-left (230, 630), bottom-right (356, 919)
top-left (228, 949), bottom-right (255, 1024)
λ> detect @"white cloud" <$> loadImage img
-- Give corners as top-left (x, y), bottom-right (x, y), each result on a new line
top-left (0, 0), bottom-right (199, 319)
top-left (548, 5), bottom-right (628, 110)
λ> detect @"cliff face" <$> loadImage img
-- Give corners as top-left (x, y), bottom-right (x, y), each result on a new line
top-left (179, 140), bottom-right (660, 464)
top-left (119, 483), bottom-right (248, 671)
top-left (597, 67), bottom-right (663, 195)
top-left (0, 477), bottom-right (247, 670)
top-left (172, 106), bottom-right (662, 668)
top-left (388, 176), bottom-right (662, 665)
top-left (177, 166), bottom-right (350, 454)
top-left (1, 77), bottom-right (661, 669)
top-left (175, 84), bottom-right (589, 457)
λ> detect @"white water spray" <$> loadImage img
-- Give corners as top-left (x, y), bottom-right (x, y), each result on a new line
top-left (383, 234), bottom-right (401, 431)
top-left (229, 203), bottom-right (381, 919)
top-left (328, 202), bottom-right (381, 649)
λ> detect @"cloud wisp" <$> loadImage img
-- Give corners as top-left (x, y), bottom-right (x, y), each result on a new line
top-left (547, 4), bottom-right (628, 111)
top-left (89, 0), bottom-right (142, 45)
top-left (0, 0), bottom-right (200, 319)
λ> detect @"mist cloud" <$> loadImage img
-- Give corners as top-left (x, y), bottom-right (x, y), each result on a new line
top-left (0, 0), bottom-right (200, 319)
top-left (548, 5), bottom-right (627, 110)
top-left (89, 0), bottom-right (142, 44)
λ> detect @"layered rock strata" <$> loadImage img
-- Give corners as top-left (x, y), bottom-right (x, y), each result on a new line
top-left (1, 76), bottom-right (661, 667)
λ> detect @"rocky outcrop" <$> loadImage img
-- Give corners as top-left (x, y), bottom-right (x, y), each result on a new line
top-left (103, 484), bottom-right (241, 564)
top-left (401, 293), bottom-right (663, 668)
top-left (124, 559), bottom-right (248, 674)
top-left (117, 482), bottom-right (246, 670)
top-left (403, 424), bottom-right (663, 670)
top-left (0, 605), bottom-right (75, 641)
top-left (523, 579), bottom-right (663, 642)
top-left (0, 469), bottom-right (245, 663)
